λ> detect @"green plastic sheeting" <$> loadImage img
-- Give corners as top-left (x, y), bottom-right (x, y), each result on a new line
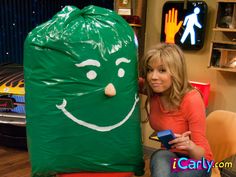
top-left (24, 5), bottom-right (144, 177)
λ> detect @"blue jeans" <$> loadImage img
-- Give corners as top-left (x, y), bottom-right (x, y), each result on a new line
top-left (150, 150), bottom-right (211, 177)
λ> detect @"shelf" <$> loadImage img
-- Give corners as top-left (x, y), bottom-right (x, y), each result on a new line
top-left (209, 66), bottom-right (236, 72)
top-left (213, 27), bottom-right (236, 32)
top-left (208, 0), bottom-right (236, 73)
top-left (213, 47), bottom-right (236, 51)
top-left (212, 40), bottom-right (236, 45)
top-left (217, 0), bottom-right (236, 3)
top-left (129, 23), bottom-right (142, 27)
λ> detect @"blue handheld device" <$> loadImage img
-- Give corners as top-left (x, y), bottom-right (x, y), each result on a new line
top-left (157, 130), bottom-right (176, 149)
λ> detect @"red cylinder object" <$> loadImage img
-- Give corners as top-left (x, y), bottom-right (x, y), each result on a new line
top-left (190, 81), bottom-right (210, 108)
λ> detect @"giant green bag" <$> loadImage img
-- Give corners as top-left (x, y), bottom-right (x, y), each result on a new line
top-left (24, 5), bottom-right (144, 177)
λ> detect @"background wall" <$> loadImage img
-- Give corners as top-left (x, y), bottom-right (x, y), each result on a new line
top-left (141, 0), bottom-right (236, 148)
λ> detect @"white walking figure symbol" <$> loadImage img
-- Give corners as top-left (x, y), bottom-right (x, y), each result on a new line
top-left (180, 7), bottom-right (202, 45)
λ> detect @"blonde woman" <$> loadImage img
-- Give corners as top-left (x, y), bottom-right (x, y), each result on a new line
top-left (139, 43), bottom-right (213, 177)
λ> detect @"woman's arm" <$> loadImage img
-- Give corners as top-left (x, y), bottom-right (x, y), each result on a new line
top-left (187, 139), bottom-right (205, 160)
top-left (169, 91), bottom-right (207, 160)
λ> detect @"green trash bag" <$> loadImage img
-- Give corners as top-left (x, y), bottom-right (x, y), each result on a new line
top-left (24, 5), bottom-right (144, 177)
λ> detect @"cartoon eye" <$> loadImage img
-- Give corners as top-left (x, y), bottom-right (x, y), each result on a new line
top-left (75, 59), bottom-right (100, 80)
top-left (116, 57), bottom-right (131, 78)
top-left (118, 68), bottom-right (125, 78)
top-left (87, 70), bottom-right (97, 80)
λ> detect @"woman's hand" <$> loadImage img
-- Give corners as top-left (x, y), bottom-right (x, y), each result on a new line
top-left (169, 131), bottom-right (205, 160)
top-left (169, 131), bottom-right (194, 151)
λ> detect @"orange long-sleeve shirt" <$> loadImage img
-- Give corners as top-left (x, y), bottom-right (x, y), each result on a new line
top-left (139, 78), bottom-right (213, 161)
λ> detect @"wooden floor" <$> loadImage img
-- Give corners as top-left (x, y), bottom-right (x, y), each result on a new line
top-left (0, 146), bottom-right (151, 177)
top-left (0, 146), bottom-right (31, 177)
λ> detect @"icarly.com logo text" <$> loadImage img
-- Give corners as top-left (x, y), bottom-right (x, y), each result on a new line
top-left (171, 157), bottom-right (233, 173)
top-left (171, 157), bottom-right (214, 173)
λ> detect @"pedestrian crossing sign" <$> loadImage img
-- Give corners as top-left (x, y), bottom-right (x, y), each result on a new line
top-left (161, 1), bottom-right (208, 50)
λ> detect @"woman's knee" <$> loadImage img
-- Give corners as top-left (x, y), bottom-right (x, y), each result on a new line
top-left (150, 150), bottom-right (177, 177)
top-left (151, 150), bottom-right (176, 160)
top-left (150, 150), bottom-right (176, 166)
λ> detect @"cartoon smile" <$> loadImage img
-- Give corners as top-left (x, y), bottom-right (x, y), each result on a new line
top-left (56, 94), bottom-right (139, 132)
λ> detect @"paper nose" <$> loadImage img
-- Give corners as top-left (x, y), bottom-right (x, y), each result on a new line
top-left (104, 83), bottom-right (116, 97)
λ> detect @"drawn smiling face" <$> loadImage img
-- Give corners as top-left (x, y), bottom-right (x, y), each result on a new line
top-left (56, 56), bottom-right (139, 132)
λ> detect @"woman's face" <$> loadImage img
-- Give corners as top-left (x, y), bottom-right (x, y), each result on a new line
top-left (146, 59), bottom-right (172, 94)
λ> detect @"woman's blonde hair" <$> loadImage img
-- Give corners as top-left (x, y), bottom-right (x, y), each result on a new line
top-left (141, 43), bottom-right (193, 116)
